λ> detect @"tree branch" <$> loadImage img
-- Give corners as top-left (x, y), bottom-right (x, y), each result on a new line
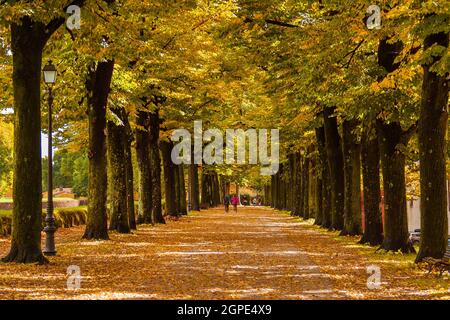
top-left (265, 19), bottom-right (299, 28)
top-left (401, 120), bottom-right (419, 144)
top-left (243, 17), bottom-right (299, 28)
top-left (340, 39), bottom-right (365, 68)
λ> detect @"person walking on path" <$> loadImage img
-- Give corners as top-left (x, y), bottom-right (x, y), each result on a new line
top-left (231, 194), bottom-right (239, 213)
top-left (223, 194), bottom-right (230, 213)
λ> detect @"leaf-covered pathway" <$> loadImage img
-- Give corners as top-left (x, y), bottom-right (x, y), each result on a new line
top-left (0, 207), bottom-right (448, 299)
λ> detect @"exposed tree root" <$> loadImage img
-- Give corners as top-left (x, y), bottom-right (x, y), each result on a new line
top-left (82, 228), bottom-right (110, 240)
top-left (2, 245), bottom-right (49, 264)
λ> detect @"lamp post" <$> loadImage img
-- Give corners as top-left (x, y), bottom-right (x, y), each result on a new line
top-left (43, 60), bottom-right (57, 256)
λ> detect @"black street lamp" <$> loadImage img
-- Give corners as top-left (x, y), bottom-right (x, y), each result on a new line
top-left (42, 60), bottom-right (57, 256)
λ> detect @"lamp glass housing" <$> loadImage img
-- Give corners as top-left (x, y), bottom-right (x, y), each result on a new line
top-left (43, 61), bottom-right (57, 84)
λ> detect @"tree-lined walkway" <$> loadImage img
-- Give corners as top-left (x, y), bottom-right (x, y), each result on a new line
top-left (0, 207), bottom-right (448, 299)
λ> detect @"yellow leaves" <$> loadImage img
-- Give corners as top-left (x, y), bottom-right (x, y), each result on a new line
top-left (371, 76), bottom-right (396, 92)
top-left (384, 0), bottom-right (415, 20)
top-left (0, 120), bottom-right (13, 147)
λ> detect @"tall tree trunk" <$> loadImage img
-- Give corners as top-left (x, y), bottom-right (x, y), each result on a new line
top-left (416, 30), bottom-right (449, 262)
top-left (277, 164), bottom-right (285, 210)
top-left (149, 110), bottom-right (164, 223)
top-left (161, 140), bottom-right (177, 216)
top-left (83, 60), bottom-right (114, 240)
top-left (174, 163), bottom-right (180, 213)
top-left (302, 154), bottom-right (310, 219)
top-left (201, 171), bottom-right (210, 209)
top-left (288, 153), bottom-right (295, 213)
top-left (323, 107), bottom-right (345, 230)
top-left (280, 170), bottom-right (286, 210)
top-left (209, 174), bottom-right (215, 206)
top-left (341, 120), bottom-right (362, 236)
top-left (376, 38), bottom-right (413, 253)
top-left (107, 107), bottom-right (130, 233)
top-left (315, 166), bottom-right (323, 225)
top-left (377, 120), bottom-right (414, 253)
top-left (309, 157), bottom-right (316, 218)
top-left (295, 154), bottom-right (303, 216)
top-left (124, 115), bottom-right (136, 230)
top-left (135, 109), bottom-right (152, 224)
top-left (315, 125), bottom-right (332, 228)
top-left (212, 172), bottom-right (221, 206)
top-left (271, 174), bottom-right (277, 209)
top-left (291, 153), bottom-right (300, 216)
top-left (189, 160), bottom-right (200, 211)
top-left (2, 19), bottom-right (48, 263)
top-left (360, 124), bottom-right (382, 246)
top-left (179, 165), bottom-right (187, 215)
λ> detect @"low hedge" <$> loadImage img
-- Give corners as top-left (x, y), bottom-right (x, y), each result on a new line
top-left (0, 207), bottom-right (88, 237)
top-left (0, 203), bottom-right (143, 236)
top-left (55, 207), bottom-right (87, 228)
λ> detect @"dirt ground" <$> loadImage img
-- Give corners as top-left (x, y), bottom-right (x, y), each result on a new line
top-left (0, 207), bottom-right (448, 299)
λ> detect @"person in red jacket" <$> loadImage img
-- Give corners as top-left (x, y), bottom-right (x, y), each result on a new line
top-left (230, 194), bottom-right (239, 213)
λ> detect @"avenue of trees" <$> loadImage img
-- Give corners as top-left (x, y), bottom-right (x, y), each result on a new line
top-left (261, 1), bottom-right (449, 263)
top-left (0, 0), bottom-right (448, 265)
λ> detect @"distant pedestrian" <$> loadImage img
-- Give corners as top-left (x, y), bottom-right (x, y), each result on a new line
top-left (231, 194), bottom-right (239, 212)
top-left (223, 194), bottom-right (230, 213)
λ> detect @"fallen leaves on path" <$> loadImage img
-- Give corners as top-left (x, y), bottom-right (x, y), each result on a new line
top-left (0, 207), bottom-right (448, 299)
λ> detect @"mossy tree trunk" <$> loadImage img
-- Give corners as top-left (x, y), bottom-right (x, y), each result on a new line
top-left (309, 157), bottom-right (316, 218)
top-left (160, 140), bottom-right (178, 216)
top-left (135, 107), bottom-right (152, 224)
top-left (276, 171), bottom-right (281, 210)
top-left (107, 107), bottom-right (130, 233)
top-left (83, 60), bottom-right (114, 240)
top-left (201, 171), bottom-right (210, 209)
top-left (179, 165), bottom-right (187, 215)
top-left (295, 156), bottom-right (303, 217)
top-left (189, 157), bottom-right (200, 211)
top-left (208, 174), bottom-right (215, 206)
top-left (341, 119), bottom-right (362, 236)
top-left (2, 18), bottom-right (49, 263)
top-left (376, 38), bottom-right (414, 253)
top-left (315, 125), bottom-right (332, 228)
top-left (323, 107), bottom-right (345, 230)
top-left (124, 114), bottom-right (136, 230)
top-left (377, 120), bottom-right (414, 253)
top-left (360, 124), bottom-right (383, 246)
top-left (271, 174), bottom-right (277, 209)
top-left (315, 163), bottom-right (323, 226)
top-left (212, 172), bottom-right (221, 206)
top-left (288, 153), bottom-right (296, 213)
top-left (149, 110), bottom-right (164, 223)
top-left (3, 3), bottom-right (87, 263)
top-left (302, 153), bottom-right (309, 219)
top-left (174, 163), bottom-right (180, 213)
top-left (279, 168), bottom-right (285, 210)
top-left (289, 153), bottom-right (296, 215)
top-left (416, 30), bottom-right (449, 262)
